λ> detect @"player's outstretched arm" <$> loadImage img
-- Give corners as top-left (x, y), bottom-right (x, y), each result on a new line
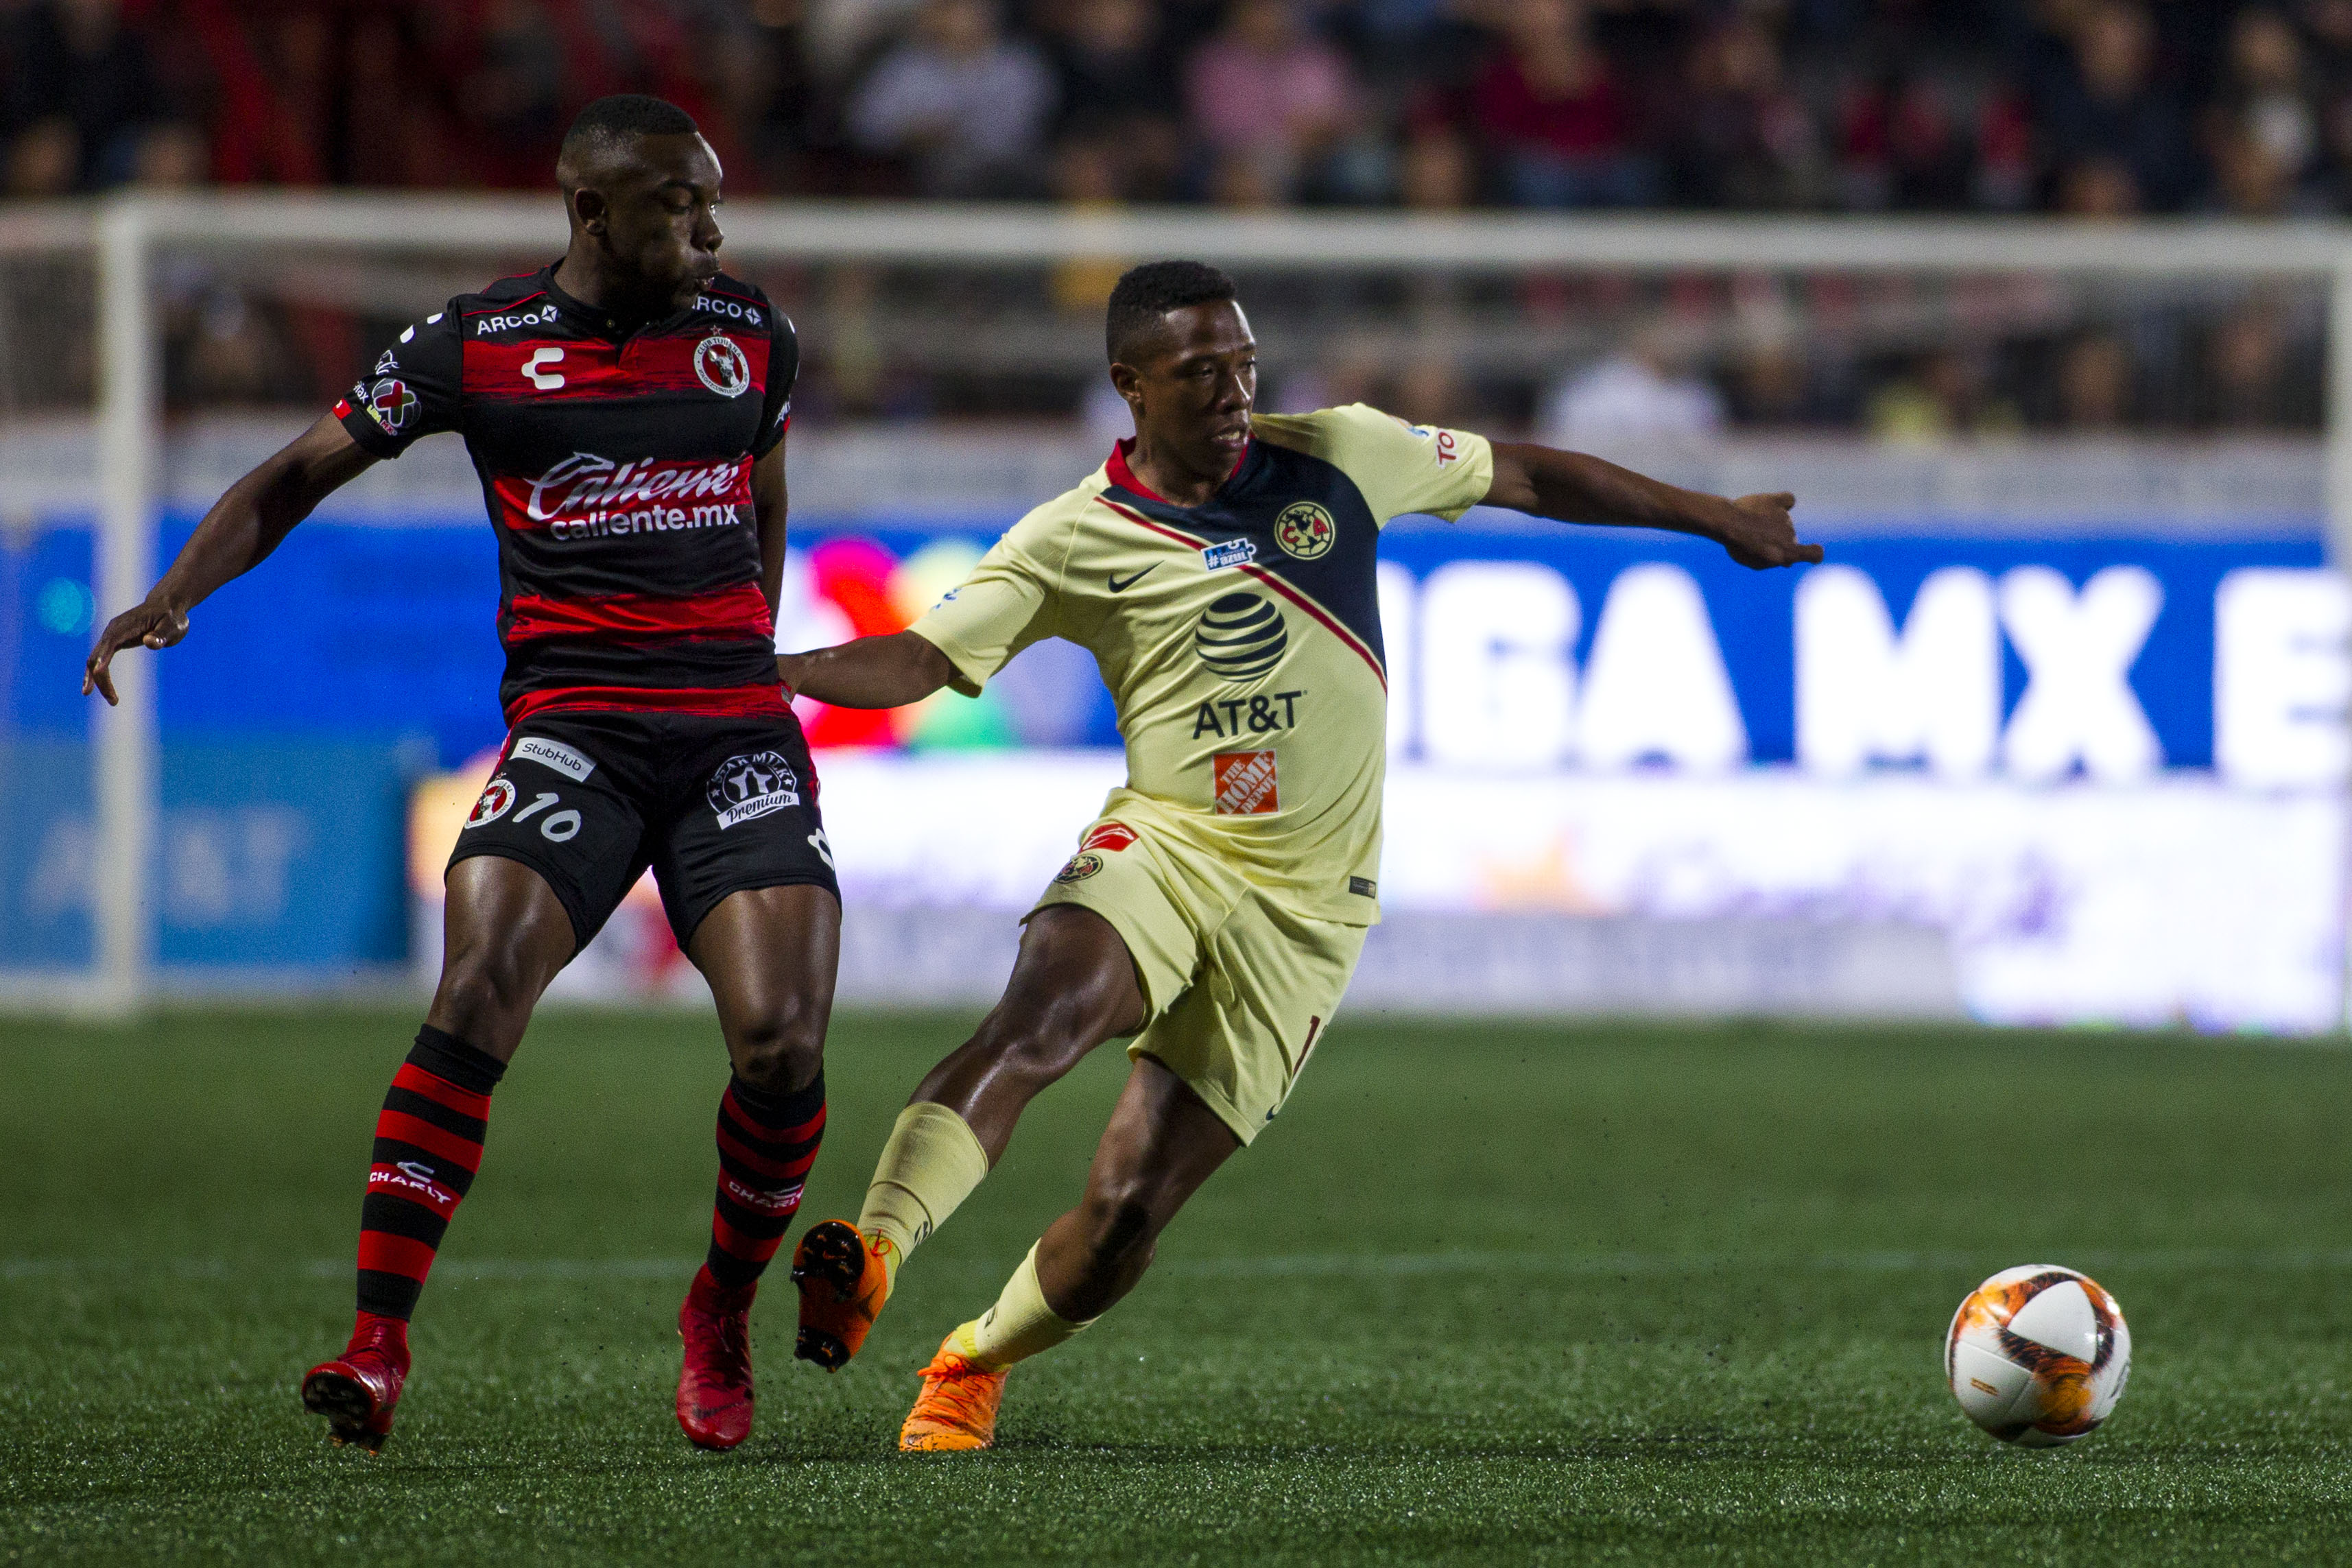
top-left (778, 630), bottom-right (958, 710)
top-left (1482, 442), bottom-right (1822, 571)
top-left (83, 414), bottom-right (377, 705)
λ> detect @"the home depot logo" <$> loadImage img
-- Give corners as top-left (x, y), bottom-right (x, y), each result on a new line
top-left (1212, 750), bottom-right (1279, 815)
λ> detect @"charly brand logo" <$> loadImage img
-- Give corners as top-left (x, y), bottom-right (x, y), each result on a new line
top-left (694, 333), bottom-right (751, 397)
top-left (1054, 851), bottom-right (1104, 883)
top-left (366, 378), bottom-right (417, 433)
top-left (520, 451), bottom-right (746, 539)
top-left (370, 1163), bottom-right (449, 1203)
top-left (1194, 592), bottom-right (1287, 680)
top-left (708, 750), bottom-right (799, 829)
top-left (466, 777), bottom-right (516, 827)
top-left (1273, 501), bottom-right (1337, 560)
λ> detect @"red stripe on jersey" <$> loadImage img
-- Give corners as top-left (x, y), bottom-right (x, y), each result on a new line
top-left (1106, 438), bottom-right (1248, 502)
top-left (505, 582), bottom-right (774, 645)
top-left (375, 1110), bottom-right (486, 1173)
top-left (462, 289), bottom-right (546, 316)
top-left (488, 455), bottom-right (753, 534)
top-left (390, 1062), bottom-right (490, 1120)
top-left (504, 682), bottom-right (789, 726)
top-left (464, 332), bottom-right (772, 405)
top-left (1095, 497), bottom-right (1387, 689)
top-left (1235, 562), bottom-right (1387, 691)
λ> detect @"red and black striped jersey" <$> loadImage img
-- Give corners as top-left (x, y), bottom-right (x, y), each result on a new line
top-left (333, 264), bottom-right (796, 726)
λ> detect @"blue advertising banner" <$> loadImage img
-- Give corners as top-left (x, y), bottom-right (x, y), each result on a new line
top-left (3, 504), bottom-right (2342, 998)
top-left (8, 510), bottom-right (2316, 779)
top-left (0, 739), bottom-right (413, 975)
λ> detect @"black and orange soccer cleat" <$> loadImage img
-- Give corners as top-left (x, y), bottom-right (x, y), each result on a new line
top-left (789, 1220), bottom-right (894, 1370)
top-left (899, 1334), bottom-right (1008, 1452)
top-left (676, 1266), bottom-right (759, 1451)
top-left (301, 1313), bottom-right (410, 1453)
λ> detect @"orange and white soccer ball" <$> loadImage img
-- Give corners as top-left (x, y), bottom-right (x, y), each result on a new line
top-left (1945, 1265), bottom-right (2131, 1447)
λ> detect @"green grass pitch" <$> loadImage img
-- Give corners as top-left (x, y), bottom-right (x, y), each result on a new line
top-left (5, 1009), bottom-right (2352, 1565)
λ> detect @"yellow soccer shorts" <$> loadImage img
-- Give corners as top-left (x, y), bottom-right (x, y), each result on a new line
top-left (1031, 814), bottom-right (1367, 1145)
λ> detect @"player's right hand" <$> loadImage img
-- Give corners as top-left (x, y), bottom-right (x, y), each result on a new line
top-left (83, 599), bottom-right (189, 706)
top-left (1717, 492), bottom-right (1822, 571)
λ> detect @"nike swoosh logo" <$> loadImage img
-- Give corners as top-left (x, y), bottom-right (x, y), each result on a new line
top-left (1107, 565), bottom-right (1159, 593)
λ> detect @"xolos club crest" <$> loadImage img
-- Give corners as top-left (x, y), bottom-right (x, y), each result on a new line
top-left (1273, 501), bottom-right (1336, 560)
top-left (694, 333), bottom-right (751, 398)
top-left (466, 776), bottom-right (516, 828)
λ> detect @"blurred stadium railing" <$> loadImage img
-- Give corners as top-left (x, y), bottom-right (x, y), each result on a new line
top-left (3, 195), bottom-right (2348, 1027)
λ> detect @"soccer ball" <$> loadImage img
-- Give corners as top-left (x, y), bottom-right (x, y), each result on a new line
top-left (1945, 1265), bottom-right (2131, 1447)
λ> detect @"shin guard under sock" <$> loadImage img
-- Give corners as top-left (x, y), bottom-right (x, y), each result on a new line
top-left (704, 1072), bottom-right (827, 1292)
top-left (356, 1026), bottom-right (505, 1320)
top-left (857, 1102), bottom-right (991, 1290)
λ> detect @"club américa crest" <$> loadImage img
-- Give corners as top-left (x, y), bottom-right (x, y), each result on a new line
top-left (1274, 501), bottom-right (1336, 560)
top-left (694, 334), bottom-right (751, 399)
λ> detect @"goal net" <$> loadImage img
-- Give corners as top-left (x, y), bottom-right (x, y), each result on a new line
top-left (2, 196), bottom-right (2346, 1027)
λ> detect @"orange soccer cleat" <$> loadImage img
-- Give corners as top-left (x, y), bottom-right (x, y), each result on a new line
top-left (789, 1220), bottom-right (894, 1370)
top-left (898, 1335), bottom-right (1008, 1452)
top-left (301, 1313), bottom-right (410, 1453)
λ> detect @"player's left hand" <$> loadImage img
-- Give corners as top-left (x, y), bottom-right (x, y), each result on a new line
top-left (1715, 492), bottom-right (1822, 571)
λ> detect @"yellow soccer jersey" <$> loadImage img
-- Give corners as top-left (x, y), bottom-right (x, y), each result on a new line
top-left (911, 403), bottom-right (1493, 922)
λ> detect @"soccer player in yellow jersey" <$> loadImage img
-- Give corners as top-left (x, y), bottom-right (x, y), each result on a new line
top-left (781, 261), bottom-right (1821, 1451)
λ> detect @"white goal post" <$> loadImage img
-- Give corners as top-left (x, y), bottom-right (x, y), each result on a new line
top-left (3, 193), bottom-right (2349, 1015)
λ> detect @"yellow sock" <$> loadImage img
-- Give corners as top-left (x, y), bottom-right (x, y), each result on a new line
top-left (949, 1244), bottom-right (1095, 1371)
top-left (857, 1102), bottom-right (990, 1290)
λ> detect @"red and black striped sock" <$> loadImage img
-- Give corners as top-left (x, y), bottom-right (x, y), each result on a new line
top-left (702, 1072), bottom-right (827, 1293)
top-left (355, 1026), bottom-right (506, 1322)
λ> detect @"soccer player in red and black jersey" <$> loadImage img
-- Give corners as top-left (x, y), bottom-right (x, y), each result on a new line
top-left (84, 97), bottom-right (837, 1454)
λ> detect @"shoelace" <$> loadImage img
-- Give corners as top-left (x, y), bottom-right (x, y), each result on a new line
top-left (917, 1357), bottom-right (999, 1431)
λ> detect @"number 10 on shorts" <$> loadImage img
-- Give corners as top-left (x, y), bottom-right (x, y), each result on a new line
top-left (466, 777), bottom-right (582, 842)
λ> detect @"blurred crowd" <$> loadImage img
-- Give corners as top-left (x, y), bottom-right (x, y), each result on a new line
top-left (0, 0), bottom-right (2333, 437)
top-left (8, 0), bottom-right (2352, 216)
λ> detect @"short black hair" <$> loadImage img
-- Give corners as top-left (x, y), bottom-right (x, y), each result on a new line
top-left (1106, 260), bottom-right (1239, 364)
top-left (558, 95), bottom-right (699, 182)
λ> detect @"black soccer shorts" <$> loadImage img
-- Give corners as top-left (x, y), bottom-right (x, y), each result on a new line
top-left (447, 707), bottom-right (839, 949)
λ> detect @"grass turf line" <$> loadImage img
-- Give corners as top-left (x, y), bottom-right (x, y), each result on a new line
top-left (2, 1009), bottom-right (2350, 1565)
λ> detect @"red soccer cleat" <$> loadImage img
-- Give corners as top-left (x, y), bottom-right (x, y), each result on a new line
top-left (676, 1266), bottom-right (758, 1451)
top-left (301, 1313), bottom-right (410, 1453)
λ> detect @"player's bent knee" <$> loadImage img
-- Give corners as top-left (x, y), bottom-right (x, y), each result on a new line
top-left (1074, 1186), bottom-right (1161, 1268)
top-left (724, 1008), bottom-right (824, 1093)
top-left (435, 938), bottom-right (555, 1027)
